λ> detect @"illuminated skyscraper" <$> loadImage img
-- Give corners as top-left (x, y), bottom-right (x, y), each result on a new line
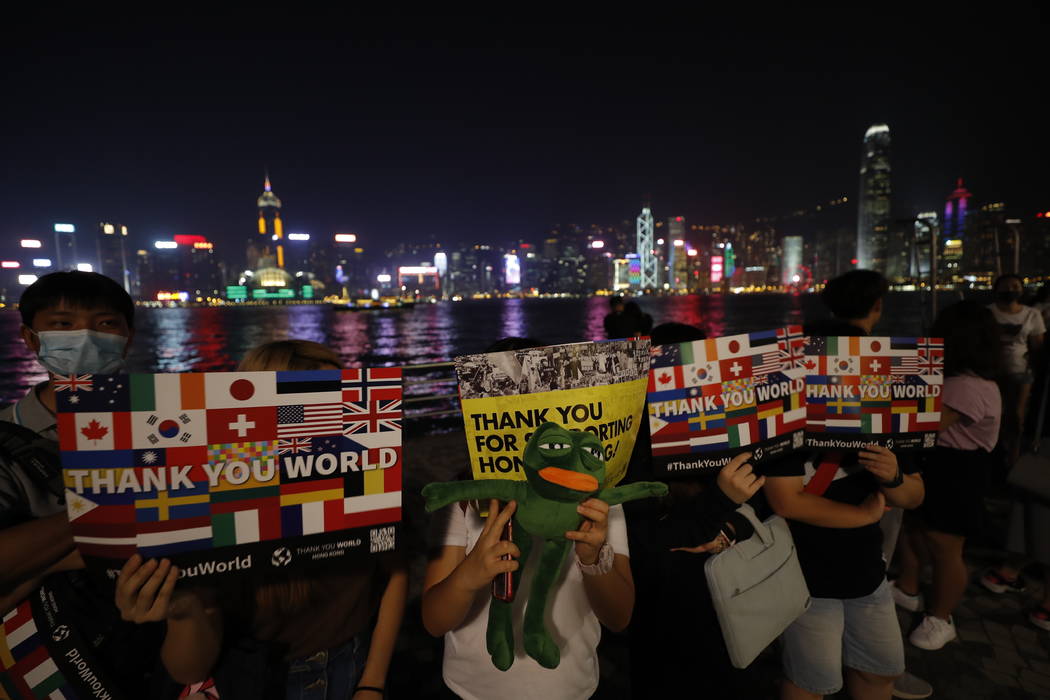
top-left (256, 173), bottom-right (285, 268)
top-left (942, 178), bottom-right (972, 280)
top-left (856, 124), bottom-right (892, 271)
top-left (636, 207), bottom-right (657, 289)
top-left (97, 222), bottom-right (130, 291)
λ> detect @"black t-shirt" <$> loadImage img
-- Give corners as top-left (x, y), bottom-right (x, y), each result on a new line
top-left (762, 450), bottom-right (917, 599)
top-left (763, 316), bottom-right (918, 599)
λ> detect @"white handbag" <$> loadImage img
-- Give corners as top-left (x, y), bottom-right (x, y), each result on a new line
top-left (704, 504), bottom-right (811, 669)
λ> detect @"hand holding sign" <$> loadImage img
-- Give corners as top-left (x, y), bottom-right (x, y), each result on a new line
top-left (115, 554), bottom-right (180, 623)
top-left (716, 452), bottom-right (765, 504)
top-left (858, 443), bottom-right (900, 483)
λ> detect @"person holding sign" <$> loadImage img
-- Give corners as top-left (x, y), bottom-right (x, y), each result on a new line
top-left (764, 271), bottom-right (925, 700)
top-left (892, 302), bottom-right (1002, 650)
top-left (114, 340), bottom-right (407, 700)
top-left (0, 271), bottom-right (159, 698)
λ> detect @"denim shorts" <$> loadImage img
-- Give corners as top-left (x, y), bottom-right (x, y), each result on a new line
top-left (780, 578), bottom-right (905, 695)
top-left (286, 636), bottom-right (365, 700)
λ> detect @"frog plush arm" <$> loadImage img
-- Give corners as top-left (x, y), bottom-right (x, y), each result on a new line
top-left (422, 480), bottom-right (528, 513)
top-left (596, 481), bottom-right (668, 506)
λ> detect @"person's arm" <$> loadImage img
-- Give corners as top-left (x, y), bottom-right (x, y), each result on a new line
top-left (115, 554), bottom-right (222, 685)
top-left (763, 475), bottom-right (885, 528)
top-left (858, 444), bottom-right (924, 509)
top-left (421, 500), bottom-right (519, 637)
top-left (1029, 332), bottom-right (1044, 356)
top-left (354, 556), bottom-right (408, 699)
top-left (0, 513), bottom-right (81, 592)
top-left (566, 499), bottom-right (633, 632)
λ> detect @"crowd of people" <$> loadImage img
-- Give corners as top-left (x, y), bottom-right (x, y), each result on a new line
top-left (0, 269), bottom-right (1047, 700)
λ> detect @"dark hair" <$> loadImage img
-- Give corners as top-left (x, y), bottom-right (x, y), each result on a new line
top-left (992, 273), bottom-right (1024, 292)
top-left (931, 300), bottom-right (1002, 380)
top-left (609, 295), bottom-right (624, 309)
top-left (651, 322), bottom-right (706, 346)
top-left (484, 337), bottom-right (544, 353)
top-left (820, 269), bottom-right (888, 320)
top-left (19, 271), bottom-right (134, 329)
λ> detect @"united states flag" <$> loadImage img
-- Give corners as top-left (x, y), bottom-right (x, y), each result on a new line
top-left (277, 404), bottom-right (343, 438)
top-left (890, 356), bottom-right (920, 375)
top-left (752, 349), bottom-right (781, 375)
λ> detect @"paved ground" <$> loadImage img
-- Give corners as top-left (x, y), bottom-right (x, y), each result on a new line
top-left (388, 431), bottom-right (1050, 698)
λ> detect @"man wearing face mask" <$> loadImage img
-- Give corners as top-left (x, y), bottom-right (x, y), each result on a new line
top-left (0, 271), bottom-right (158, 697)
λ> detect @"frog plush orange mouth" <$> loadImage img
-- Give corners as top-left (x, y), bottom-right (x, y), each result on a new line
top-left (538, 467), bottom-right (598, 493)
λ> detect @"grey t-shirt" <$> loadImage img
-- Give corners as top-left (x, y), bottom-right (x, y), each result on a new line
top-left (0, 382), bottom-right (64, 526)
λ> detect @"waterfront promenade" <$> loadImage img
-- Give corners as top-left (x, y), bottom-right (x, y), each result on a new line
top-left (391, 432), bottom-right (1050, 699)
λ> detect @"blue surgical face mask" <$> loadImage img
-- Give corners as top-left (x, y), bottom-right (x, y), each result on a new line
top-left (32, 329), bottom-right (128, 376)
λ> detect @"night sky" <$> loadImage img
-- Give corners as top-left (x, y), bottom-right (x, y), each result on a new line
top-left (2, 7), bottom-right (1046, 255)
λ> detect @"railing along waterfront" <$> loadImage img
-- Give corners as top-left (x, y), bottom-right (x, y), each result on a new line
top-left (402, 361), bottom-right (461, 420)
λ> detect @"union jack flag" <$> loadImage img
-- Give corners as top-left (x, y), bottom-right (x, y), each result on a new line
top-left (277, 437), bottom-right (312, 454)
top-left (344, 398), bottom-right (402, 435)
top-left (54, 374), bottom-right (93, 391)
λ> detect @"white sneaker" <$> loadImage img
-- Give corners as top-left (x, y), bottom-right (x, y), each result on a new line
top-left (909, 614), bottom-right (957, 650)
top-left (891, 583), bottom-right (924, 612)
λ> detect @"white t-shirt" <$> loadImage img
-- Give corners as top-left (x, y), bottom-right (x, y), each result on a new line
top-left (938, 373), bottom-right (1001, 452)
top-left (988, 304), bottom-right (1046, 374)
top-left (434, 502), bottom-right (629, 700)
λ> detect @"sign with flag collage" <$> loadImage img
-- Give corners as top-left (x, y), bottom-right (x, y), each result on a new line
top-left (647, 328), bottom-right (943, 475)
top-left (56, 368), bottom-right (402, 578)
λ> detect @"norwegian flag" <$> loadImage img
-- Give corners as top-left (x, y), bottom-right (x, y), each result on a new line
top-left (344, 398), bottom-right (402, 435)
top-left (277, 403), bottom-right (343, 439)
top-left (277, 437), bottom-right (313, 455)
top-left (54, 374), bottom-right (93, 392)
top-left (342, 368), bottom-right (402, 404)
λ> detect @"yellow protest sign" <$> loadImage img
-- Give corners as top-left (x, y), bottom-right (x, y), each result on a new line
top-left (456, 338), bottom-right (650, 487)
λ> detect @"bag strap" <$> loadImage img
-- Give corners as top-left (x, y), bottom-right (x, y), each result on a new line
top-left (732, 503), bottom-right (773, 546)
top-left (803, 451), bottom-right (843, 497)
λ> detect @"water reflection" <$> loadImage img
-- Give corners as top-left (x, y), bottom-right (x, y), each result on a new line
top-left (0, 292), bottom-right (939, 408)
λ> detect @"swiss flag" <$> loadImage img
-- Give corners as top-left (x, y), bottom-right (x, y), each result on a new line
top-left (861, 357), bottom-right (891, 375)
top-left (719, 356), bottom-right (752, 381)
top-left (206, 407), bottom-right (278, 444)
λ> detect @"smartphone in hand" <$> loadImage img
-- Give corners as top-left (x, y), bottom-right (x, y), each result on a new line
top-left (492, 513), bottom-right (515, 602)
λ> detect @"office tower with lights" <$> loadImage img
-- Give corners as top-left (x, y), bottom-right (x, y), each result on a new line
top-left (636, 207), bottom-right (657, 290)
top-left (941, 178), bottom-right (972, 280)
top-left (53, 223), bottom-right (77, 270)
top-left (97, 222), bottom-right (131, 291)
top-left (667, 216), bottom-right (688, 291)
top-left (856, 124), bottom-right (892, 271)
top-left (255, 173), bottom-right (285, 268)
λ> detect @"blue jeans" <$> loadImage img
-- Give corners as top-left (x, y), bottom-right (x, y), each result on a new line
top-left (781, 578), bottom-right (905, 695)
top-left (286, 637), bottom-right (365, 700)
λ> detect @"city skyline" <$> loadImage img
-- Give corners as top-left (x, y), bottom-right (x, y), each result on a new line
top-left (1, 8), bottom-right (1046, 252)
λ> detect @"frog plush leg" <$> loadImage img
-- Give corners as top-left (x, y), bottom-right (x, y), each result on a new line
top-left (522, 538), bottom-right (571, 669)
top-left (596, 481), bottom-right (669, 506)
top-left (422, 480), bottom-right (525, 513)
top-left (487, 518), bottom-right (532, 671)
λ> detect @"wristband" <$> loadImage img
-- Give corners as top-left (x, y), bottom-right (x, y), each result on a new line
top-left (576, 542), bottom-right (614, 576)
top-left (880, 468), bottom-right (904, 488)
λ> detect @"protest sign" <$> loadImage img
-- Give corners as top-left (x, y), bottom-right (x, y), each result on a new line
top-left (648, 326), bottom-right (808, 475)
top-left (802, 336), bottom-right (943, 450)
top-left (55, 369), bottom-right (402, 579)
top-left (456, 338), bottom-right (650, 487)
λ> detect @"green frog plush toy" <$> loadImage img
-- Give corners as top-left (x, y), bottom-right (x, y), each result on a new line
top-left (422, 421), bottom-right (668, 670)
